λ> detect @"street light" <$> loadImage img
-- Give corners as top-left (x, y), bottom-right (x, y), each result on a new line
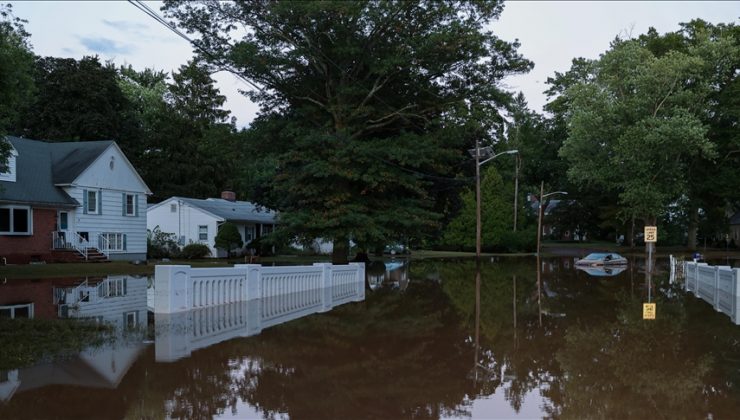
top-left (468, 140), bottom-right (518, 260)
top-left (536, 181), bottom-right (568, 256)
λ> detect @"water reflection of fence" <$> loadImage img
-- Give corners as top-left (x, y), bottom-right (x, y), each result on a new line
top-left (684, 261), bottom-right (740, 324)
top-left (154, 263), bottom-right (365, 361)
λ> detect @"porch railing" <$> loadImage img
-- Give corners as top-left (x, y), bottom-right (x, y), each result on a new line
top-left (96, 234), bottom-right (111, 259)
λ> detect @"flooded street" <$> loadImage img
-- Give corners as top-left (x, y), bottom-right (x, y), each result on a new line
top-left (2, 257), bottom-right (740, 418)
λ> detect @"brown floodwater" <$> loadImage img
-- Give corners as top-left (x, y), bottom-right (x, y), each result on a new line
top-left (2, 256), bottom-right (740, 419)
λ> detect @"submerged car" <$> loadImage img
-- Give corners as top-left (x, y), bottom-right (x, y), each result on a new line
top-left (575, 265), bottom-right (627, 277)
top-left (575, 252), bottom-right (628, 267)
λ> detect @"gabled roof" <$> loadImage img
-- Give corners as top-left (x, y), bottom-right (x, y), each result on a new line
top-left (48, 140), bottom-right (115, 184)
top-left (152, 196), bottom-right (278, 224)
top-left (0, 137), bottom-right (79, 207)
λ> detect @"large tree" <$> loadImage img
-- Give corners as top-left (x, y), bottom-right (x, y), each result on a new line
top-left (558, 37), bottom-right (716, 252)
top-left (132, 61), bottom-right (240, 202)
top-left (16, 56), bottom-right (138, 147)
top-left (163, 0), bottom-right (532, 262)
top-left (0, 4), bottom-right (35, 164)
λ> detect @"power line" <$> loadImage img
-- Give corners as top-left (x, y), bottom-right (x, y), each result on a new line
top-left (127, 0), bottom-right (263, 92)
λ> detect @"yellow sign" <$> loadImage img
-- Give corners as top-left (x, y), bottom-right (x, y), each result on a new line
top-left (644, 226), bottom-right (657, 243)
top-left (643, 303), bottom-right (656, 320)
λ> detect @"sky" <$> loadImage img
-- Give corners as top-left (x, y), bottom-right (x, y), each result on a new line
top-left (8, 1), bottom-right (740, 128)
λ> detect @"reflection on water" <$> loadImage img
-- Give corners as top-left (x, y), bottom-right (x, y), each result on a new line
top-left (2, 258), bottom-right (740, 418)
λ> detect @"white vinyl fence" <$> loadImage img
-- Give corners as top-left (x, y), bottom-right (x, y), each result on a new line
top-left (684, 261), bottom-right (740, 324)
top-left (153, 263), bottom-right (366, 362)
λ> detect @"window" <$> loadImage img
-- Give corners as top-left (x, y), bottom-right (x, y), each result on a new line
top-left (124, 311), bottom-right (138, 329)
top-left (0, 206), bottom-right (31, 235)
top-left (0, 303), bottom-right (34, 319)
top-left (198, 225), bottom-right (208, 241)
top-left (262, 224), bottom-right (274, 235)
top-left (124, 194), bottom-right (136, 216)
top-left (170, 203), bottom-right (177, 213)
top-left (100, 233), bottom-right (126, 251)
top-left (245, 225), bottom-right (255, 242)
top-left (87, 190), bottom-right (98, 214)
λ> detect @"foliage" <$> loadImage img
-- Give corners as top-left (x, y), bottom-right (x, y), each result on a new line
top-left (162, 0), bottom-right (532, 262)
top-left (0, 3), bottom-right (35, 164)
top-left (558, 32), bottom-right (729, 226)
top-left (131, 61), bottom-right (240, 202)
top-left (180, 243), bottom-right (211, 259)
top-left (0, 318), bottom-right (114, 371)
top-left (441, 165), bottom-right (532, 251)
top-left (14, 56), bottom-right (138, 146)
top-left (214, 222), bottom-right (243, 256)
top-left (147, 226), bottom-right (180, 259)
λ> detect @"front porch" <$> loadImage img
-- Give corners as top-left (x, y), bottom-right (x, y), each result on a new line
top-left (51, 231), bottom-right (110, 262)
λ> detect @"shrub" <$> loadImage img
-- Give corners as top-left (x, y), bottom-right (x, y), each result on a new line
top-left (181, 243), bottom-right (211, 259)
top-left (214, 222), bottom-right (243, 257)
top-left (147, 226), bottom-right (180, 259)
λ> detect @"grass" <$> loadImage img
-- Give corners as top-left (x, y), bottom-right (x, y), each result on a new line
top-left (4, 244), bottom-right (740, 279)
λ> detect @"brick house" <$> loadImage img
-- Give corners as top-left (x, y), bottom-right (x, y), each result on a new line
top-left (0, 137), bottom-right (151, 264)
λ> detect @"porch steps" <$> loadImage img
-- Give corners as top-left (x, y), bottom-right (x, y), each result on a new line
top-left (84, 249), bottom-right (109, 263)
top-left (51, 249), bottom-right (109, 263)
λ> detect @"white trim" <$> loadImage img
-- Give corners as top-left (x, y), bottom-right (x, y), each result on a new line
top-left (0, 205), bottom-right (33, 235)
top-left (60, 143), bottom-right (153, 195)
top-left (148, 197), bottom-right (225, 222)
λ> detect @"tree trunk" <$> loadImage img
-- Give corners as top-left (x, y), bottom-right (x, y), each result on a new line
top-left (687, 204), bottom-right (699, 249)
top-left (629, 218), bottom-right (635, 250)
top-left (332, 237), bottom-right (349, 265)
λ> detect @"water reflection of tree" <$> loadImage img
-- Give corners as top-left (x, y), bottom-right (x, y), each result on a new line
top-left (231, 283), bottom-right (478, 419)
top-left (553, 291), bottom-right (715, 418)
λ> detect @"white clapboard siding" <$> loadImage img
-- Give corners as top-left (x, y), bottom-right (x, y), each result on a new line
top-left (147, 197), bottom-right (221, 257)
top-left (74, 276), bottom-right (148, 328)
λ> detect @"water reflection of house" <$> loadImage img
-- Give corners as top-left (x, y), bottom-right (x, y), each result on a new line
top-left (0, 276), bottom-right (150, 402)
top-left (367, 261), bottom-right (409, 291)
top-left (0, 277), bottom-right (83, 320)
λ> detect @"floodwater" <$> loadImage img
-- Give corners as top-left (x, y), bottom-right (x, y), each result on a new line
top-left (2, 257), bottom-right (740, 419)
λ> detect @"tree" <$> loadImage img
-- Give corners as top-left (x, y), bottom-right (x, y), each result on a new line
top-left (442, 165), bottom-right (524, 251)
top-left (214, 222), bottom-right (243, 257)
top-left (132, 61), bottom-right (240, 202)
top-left (558, 38), bottom-right (715, 244)
top-left (0, 4), bottom-right (35, 164)
top-left (15, 56), bottom-right (138, 148)
top-left (163, 0), bottom-right (532, 263)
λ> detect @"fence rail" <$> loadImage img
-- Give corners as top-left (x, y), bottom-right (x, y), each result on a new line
top-left (684, 261), bottom-right (740, 324)
top-left (153, 263), bottom-right (365, 361)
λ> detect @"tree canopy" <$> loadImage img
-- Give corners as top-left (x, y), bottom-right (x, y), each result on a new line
top-left (162, 0), bottom-right (532, 262)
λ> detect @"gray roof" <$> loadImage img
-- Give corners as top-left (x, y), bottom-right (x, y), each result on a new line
top-left (0, 137), bottom-right (79, 207)
top-left (49, 140), bottom-right (115, 184)
top-left (177, 197), bottom-right (278, 224)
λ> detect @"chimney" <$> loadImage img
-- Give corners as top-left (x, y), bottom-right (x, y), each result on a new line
top-left (221, 191), bottom-right (236, 202)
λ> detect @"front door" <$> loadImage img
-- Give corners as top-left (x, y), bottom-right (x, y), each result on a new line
top-left (57, 211), bottom-right (70, 247)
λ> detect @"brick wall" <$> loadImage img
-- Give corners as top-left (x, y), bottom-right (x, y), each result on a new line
top-left (0, 207), bottom-right (57, 264)
top-left (0, 278), bottom-right (85, 319)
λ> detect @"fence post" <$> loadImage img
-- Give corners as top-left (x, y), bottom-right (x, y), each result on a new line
top-left (714, 266), bottom-right (721, 311)
top-left (154, 265), bottom-right (191, 314)
top-left (314, 263), bottom-right (334, 312)
top-left (349, 262), bottom-right (366, 302)
top-left (734, 269), bottom-right (740, 325)
top-left (236, 264), bottom-right (262, 336)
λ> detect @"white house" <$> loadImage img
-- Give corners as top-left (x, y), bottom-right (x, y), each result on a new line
top-left (147, 192), bottom-right (278, 258)
top-left (0, 137), bottom-right (151, 262)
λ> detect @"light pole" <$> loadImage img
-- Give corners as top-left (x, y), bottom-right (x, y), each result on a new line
top-left (469, 142), bottom-right (518, 260)
top-left (536, 181), bottom-right (568, 256)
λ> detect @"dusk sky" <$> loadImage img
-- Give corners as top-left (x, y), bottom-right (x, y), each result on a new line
top-left (10, 1), bottom-right (740, 127)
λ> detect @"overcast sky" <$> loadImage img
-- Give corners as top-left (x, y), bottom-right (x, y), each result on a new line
top-left (9, 1), bottom-right (740, 127)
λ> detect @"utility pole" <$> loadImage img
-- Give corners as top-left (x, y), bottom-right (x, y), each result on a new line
top-left (475, 138), bottom-right (482, 259)
top-left (536, 182), bottom-right (568, 256)
top-left (469, 146), bottom-right (518, 260)
top-left (513, 154), bottom-right (520, 232)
